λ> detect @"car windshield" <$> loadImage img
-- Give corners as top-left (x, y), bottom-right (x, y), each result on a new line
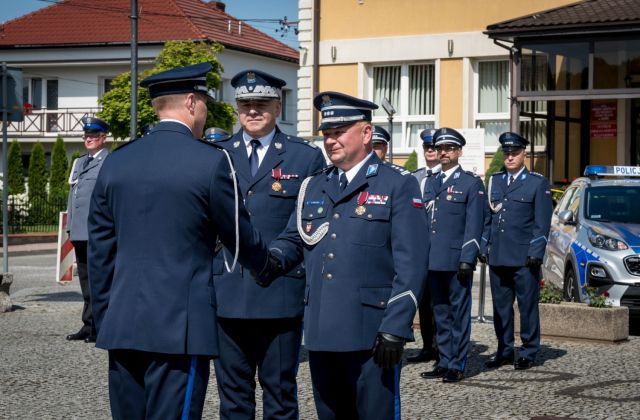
top-left (585, 185), bottom-right (640, 224)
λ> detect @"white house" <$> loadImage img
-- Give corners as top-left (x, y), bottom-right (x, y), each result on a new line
top-left (0, 0), bottom-right (299, 168)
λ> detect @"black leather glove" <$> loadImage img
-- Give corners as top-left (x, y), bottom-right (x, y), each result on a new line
top-left (372, 333), bottom-right (405, 369)
top-left (477, 254), bottom-right (488, 264)
top-left (457, 262), bottom-right (474, 281)
top-left (252, 251), bottom-right (284, 288)
top-left (526, 256), bottom-right (543, 268)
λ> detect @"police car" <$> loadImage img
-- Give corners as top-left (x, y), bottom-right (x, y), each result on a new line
top-left (542, 165), bottom-right (640, 320)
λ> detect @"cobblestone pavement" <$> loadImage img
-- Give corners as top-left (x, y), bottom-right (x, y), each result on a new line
top-left (2, 254), bottom-right (639, 419)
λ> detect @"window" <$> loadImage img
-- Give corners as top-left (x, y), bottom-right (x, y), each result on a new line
top-left (475, 60), bottom-right (510, 150)
top-left (370, 63), bottom-right (435, 151)
top-left (280, 88), bottom-right (291, 122)
top-left (99, 77), bottom-right (115, 98)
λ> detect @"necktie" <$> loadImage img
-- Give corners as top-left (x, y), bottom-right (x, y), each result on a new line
top-left (426, 169), bottom-right (433, 177)
top-left (249, 139), bottom-right (261, 177)
top-left (435, 172), bottom-right (444, 189)
top-left (509, 175), bottom-right (515, 186)
top-left (339, 173), bottom-right (348, 192)
top-left (82, 156), bottom-right (94, 170)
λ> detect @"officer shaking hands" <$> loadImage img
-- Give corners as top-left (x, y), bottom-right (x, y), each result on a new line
top-left (265, 91), bottom-right (429, 419)
top-left (485, 132), bottom-right (553, 371)
top-left (421, 128), bottom-right (485, 383)
top-left (87, 63), bottom-right (273, 420)
top-left (65, 116), bottom-right (110, 344)
top-left (211, 69), bottom-right (325, 420)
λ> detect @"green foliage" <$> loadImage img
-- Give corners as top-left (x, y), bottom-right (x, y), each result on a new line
top-left (49, 136), bottom-right (69, 202)
top-left (403, 150), bottom-right (418, 172)
top-left (7, 139), bottom-right (25, 194)
top-left (586, 286), bottom-right (612, 308)
top-left (539, 280), bottom-right (563, 304)
top-left (99, 40), bottom-right (235, 140)
top-left (28, 142), bottom-right (48, 200)
top-left (484, 149), bottom-right (505, 186)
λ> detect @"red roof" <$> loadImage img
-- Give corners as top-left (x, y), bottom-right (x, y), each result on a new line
top-left (0, 0), bottom-right (298, 62)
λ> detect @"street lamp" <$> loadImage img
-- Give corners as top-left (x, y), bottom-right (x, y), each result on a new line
top-left (381, 97), bottom-right (396, 163)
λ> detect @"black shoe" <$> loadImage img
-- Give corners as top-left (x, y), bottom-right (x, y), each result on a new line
top-left (442, 369), bottom-right (464, 383)
top-left (484, 354), bottom-right (514, 369)
top-left (420, 366), bottom-right (448, 378)
top-left (84, 335), bottom-right (97, 343)
top-left (66, 330), bottom-right (89, 341)
top-left (407, 349), bottom-right (439, 363)
top-left (514, 357), bottom-right (534, 370)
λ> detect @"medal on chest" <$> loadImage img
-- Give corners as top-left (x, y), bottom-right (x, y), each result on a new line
top-left (272, 168), bottom-right (282, 192)
top-left (355, 191), bottom-right (369, 215)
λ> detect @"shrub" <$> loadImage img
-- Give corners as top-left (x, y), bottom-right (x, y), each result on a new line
top-left (49, 136), bottom-right (69, 202)
top-left (539, 280), bottom-right (563, 304)
top-left (28, 142), bottom-right (48, 200)
top-left (484, 149), bottom-right (505, 186)
top-left (7, 139), bottom-right (25, 194)
top-left (403, 150), bottom-right (418, 172)
top-left (586, 286), bottom-right (612, 308)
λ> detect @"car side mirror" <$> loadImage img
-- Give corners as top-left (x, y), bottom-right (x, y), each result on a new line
top-left (558, 210), bottom-right (575, 225)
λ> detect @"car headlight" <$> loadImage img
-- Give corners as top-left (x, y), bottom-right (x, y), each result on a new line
top-left (587, 228), bottom-right (628, 251)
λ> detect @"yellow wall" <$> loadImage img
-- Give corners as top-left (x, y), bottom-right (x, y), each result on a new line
top-left (590, 138), bottom-right (617, 165)
top-left (439, 59), bottom-right (463, 128)
top-left (318, 64), bottom-right (358, 95)
top-left (319, 0), bottom-right (574, 40)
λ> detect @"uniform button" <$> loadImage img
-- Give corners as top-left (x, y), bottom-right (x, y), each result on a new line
top-left (436, 197), bottom-right (440, 200)
top-left (504, 198), bottom-right (508, 201)
top-left (333, 213), bottom-right (340, 219)
top-left (501, 229), bottom-right (505, 232)
top-left (308, 214), bottom-right (313, 217)
top-left (296, 270), bottom-right (302, 275)
top-left (432, 230), bottom-right (436, 234)
top-left (367, 214), bottom-right (373, 219)
top-left (248, 190), bottom-right (253, 196)
top-left (248, 211), bottom-right (252, 216)
top-left (331, 233), bottom-right (337, 239)
top-left (327, 253), bottom-right (335, 259)
top-left (326, 273), bottom-right (333, 280)
top-left (433, 219), bottom-right (436, 223)
top-left (379, 301), bottom-right (385, 306)
top-left (283, 190), bottom-right (287, 194)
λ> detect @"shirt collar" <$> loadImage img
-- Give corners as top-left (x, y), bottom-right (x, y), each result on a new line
top-left (160, 118), bottom-right (193, 134)
top-left (441, 164), bottom-right (460, 180)
top-left (90, 148), bottom-right (106, 159)
top-left (243, 128), bottom-right (276, 149)
top-left (507, 166), bottom-right (526, 180)
top-left (338, 151), bottom-right (375, 183)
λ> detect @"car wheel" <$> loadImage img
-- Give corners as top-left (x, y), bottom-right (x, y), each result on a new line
top-left (563, 266), bottom-right (580, 302)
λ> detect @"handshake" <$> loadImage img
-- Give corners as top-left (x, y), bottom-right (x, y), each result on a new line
top-left (251, 251), bottom-right (285, 288)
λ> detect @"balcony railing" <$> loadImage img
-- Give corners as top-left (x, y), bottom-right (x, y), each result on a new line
top-left (7, 108), bottom-right (103, 137)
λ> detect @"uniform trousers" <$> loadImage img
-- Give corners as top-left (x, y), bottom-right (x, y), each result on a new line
top-left (429, 270), bottom-right (472, 371)
top-left (214, 317), bottom-right (303, 420)
top-left (71, 240), bottom-right (95, 336)
top-left (417, 283), bottom-right (437, 353)
top-left (108, 349), bottom-right (209, 420)
top-left (308, 350), bottom-right (401, 420)
top-left (489, 265), bottom-right (541, 361)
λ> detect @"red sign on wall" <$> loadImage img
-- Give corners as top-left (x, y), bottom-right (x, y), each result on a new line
top-left (590, 101), bottom-right (617, 138)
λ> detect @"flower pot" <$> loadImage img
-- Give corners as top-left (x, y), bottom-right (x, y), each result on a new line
top-left (515, 302), bottom-right (629, 342)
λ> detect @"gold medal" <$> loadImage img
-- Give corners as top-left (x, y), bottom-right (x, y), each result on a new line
top-left (446, 194), bottom-right (452, 201)
top-left (272, 181), bottom-right (282, 192)
top-left (355, 205), bottom-right (366, 215)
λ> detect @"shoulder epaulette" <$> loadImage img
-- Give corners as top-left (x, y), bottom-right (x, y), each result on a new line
top-left (491, 171), bottom-right (505, 177)
top-left (312, 165), bottom-right (334, 176)
top-left (197, 138), bottom-right (227, 150)
top-left (382, 161), bottom-right (412, 176)
top-left (465, 170), bottom-right (481, 178)
top-left (287, 135), bottom-right (319, 149)
top-left (412, 167), bottom-right (426, 175)
top-left (530, 171), bottom-right (545, 178)
top-left (111, 140), bottom-right (136, 152)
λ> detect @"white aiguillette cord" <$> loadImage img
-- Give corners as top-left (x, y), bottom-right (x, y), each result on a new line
top-left (219, 148), bottom-right (240, 273)
top-left (296, 176), bottom-right (329, 245)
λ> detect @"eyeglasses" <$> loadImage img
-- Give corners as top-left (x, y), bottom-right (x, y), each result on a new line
top-left (435, 145), bottom-right (460, 153)
top-left (422, 145), bottom-right (436, 151)
top-left (83, 133), bottom-right (104, 140)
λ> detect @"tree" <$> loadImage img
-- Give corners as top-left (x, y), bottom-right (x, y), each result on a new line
top-left (99, 40), bottom-right (235, 140)
top-left (7, 139), bottom-right (25, 194)
top-left (403, 150), bottom-right (418, 172)
top-left (49, 136), bottom-right (69, 202)
top-left (484, 149), bottom-right (505, 186)
top-left (28, 142), bottom-right (48, 199)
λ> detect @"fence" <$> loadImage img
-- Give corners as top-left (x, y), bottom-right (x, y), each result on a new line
top-left (1, 195), bottom-right (67, 234)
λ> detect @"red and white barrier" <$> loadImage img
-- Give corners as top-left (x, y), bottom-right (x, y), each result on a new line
top-left (56, 211), bottom-right (75, 284)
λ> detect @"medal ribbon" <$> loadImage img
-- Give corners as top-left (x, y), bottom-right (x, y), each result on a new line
top-left (272, 168), bottom-right (282, 181)
top-left (357, 191), bottom-right (369, 206)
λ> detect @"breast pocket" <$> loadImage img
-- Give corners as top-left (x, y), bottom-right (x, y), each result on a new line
top-left (267, 179), bottom-right (302, 217)
top-left (301, 203), bottom-right (329, 235)
top-left (514, 192), bottom-right (535, 204)
top-left (348, 205), bottom-right (391, 247)
top-left (447, 190), bottom-right (468, 215)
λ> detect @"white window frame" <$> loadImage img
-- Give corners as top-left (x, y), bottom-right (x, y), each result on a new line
top-left (473, 58), bottom-right (511, 153)
top-left (367, 62), bottom-right (437, 153)
top-left (98, 77), bottom-right (115, 98)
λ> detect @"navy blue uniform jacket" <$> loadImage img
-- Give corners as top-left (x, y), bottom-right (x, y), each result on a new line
top-left (213, 128), bottom-right (326, 318)
top-left (271, 154), bottom-right (430, 352)
top-left (87, 121), bottom-right (268, 356)
top-left (423, 167), bottom-right (485, 271)
top-left (487, 168), bottom-right (553, 267)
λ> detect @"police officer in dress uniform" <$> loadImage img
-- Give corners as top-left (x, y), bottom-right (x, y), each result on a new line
top-left (87, 63), bottom-right (275, 420)
top-left (264, 91), bottom-right (429, 419)
top-left (211, 70), bottom-right (325, 420)
top-left (407, 128), bottom-right (440, 364)
top-left (371, 125), bottom-right (390, 161)
top-left (420, 128), bottom-right (486, 383)
top-left (65, 116), bottom-right (110, 343)
top-left (484, 132), bottom-right (553, 370)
